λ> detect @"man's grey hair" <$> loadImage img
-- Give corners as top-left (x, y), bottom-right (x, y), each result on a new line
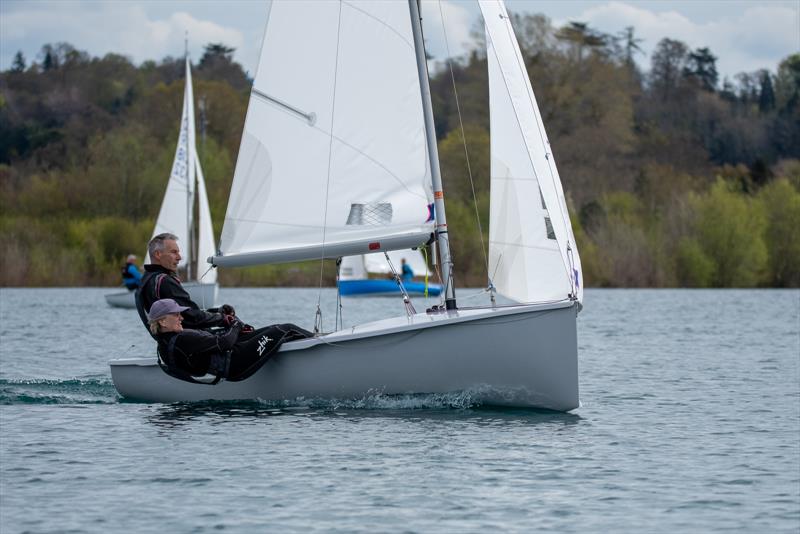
top-left (148, 233), bottom-right (179, 259)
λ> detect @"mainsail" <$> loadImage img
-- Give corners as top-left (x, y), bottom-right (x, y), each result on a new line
top-left (213, 1), bottom-right (434, 268)
top-left (481, 0), bottom-right (583, 304)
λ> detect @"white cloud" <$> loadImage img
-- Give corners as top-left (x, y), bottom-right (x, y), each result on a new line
top-left (562, 1), bottom-right (799, 78)
top-left (0, 1), bottom-right (244, 68)
top-left (421, 0), bottom-right (476, 62)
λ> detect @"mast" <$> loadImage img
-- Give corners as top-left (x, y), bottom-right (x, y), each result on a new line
top-left (408, 0), bottom-right (457, 310)
top-left (184, 33), bottom-right (194, 281)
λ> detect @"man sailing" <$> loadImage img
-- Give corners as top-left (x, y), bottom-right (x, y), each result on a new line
top-left (136, 233), bottom-right (232, 331)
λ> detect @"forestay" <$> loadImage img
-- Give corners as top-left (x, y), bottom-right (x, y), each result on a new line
top-left (480, 0), bottom-right (583, 304)
top-left (147, 56), bottom-right (197, 270)
top-left (213, 0), bottom-right (434, 268)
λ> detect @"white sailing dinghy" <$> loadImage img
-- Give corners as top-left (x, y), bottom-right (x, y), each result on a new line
top-left (105, 55), bottom-right (219, 309)
top-left (110, 0), bottom-right (583, 410)
top-left (338, 249), bottom-right (442, 297)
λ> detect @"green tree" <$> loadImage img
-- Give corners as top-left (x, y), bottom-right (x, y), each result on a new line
top-left (11, 51), bottom-right (26, 72)
top-left (555, 22), bottom-right (608, 63)
top-left (649, 38), bottom-right (689, 97)
top-left (683, 47), bottom-right (718, 92)
top-left (437, 123), bottom-right (489, 203)
top-left (758, 179), bottom-right (800, 286)
top-left (691, 180), bottom-right (768, 286)
top-left (675, 237), bottom-right (715, 287)
top-left (774, 53), bottom-right (800, 112)
top-left (197, 42), bottom-right (249, 91)
top-left (758, 70), bottom-right (776, 112)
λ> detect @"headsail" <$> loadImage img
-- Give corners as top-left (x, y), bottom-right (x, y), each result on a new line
top-left (146, 56), bottom-right (217, 285)
top-left (213, 1), bottom-right (434, 268)
top-left (194, 150), bottom-right (217, 284)
top-left (480, 0), bottom-right (583, 304)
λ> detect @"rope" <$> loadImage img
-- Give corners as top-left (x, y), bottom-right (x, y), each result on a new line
top-left (421, 245), bottom-right (430, 297)
top-left (314, 2), bottom-right (344, 329)
top-left (437, 0), bottom-right (490, 284)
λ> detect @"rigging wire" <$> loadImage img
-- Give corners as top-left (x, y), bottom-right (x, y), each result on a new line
top-left (195, 264), bottom-right (216, 309)
top-left (437, 0), bottom-right (491, 288)
top-left (384, 252), bottom-right (417, 317)
top-left (314, 1), bottom-right (344, 334)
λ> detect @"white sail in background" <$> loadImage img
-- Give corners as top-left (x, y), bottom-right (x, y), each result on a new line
top-left (339, 249), bottom-right (430, 281)
top-left (194, 150), bottom-right (217, 284)
top-left (480, 0), bottom-right (583, 304)
top-left (145, 56), bottom-right (217, 285)
top-left (148, 56), bottom-right (196, 269)
top-left (214, 0), bottom-right (434, 268)
top-left (364, 249), bottom-right (429, 277)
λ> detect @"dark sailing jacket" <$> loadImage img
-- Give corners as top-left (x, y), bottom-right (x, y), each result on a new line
top-left (136, 264), bottom-right (226, 331)
top-left (156, 322), bottom-right (242, 377)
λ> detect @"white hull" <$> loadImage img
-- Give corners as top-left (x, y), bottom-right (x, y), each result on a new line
top-left (110, 301), bottom-right (579, 411)
top-left (104, 282), bottom-right (219, 309)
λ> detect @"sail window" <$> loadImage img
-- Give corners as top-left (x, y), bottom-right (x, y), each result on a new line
top-left (539, 190), bottom-right (556, 240)
top-left (346, 202), bottom-right (393, 226)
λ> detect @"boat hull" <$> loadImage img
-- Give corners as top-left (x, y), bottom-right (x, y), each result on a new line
top-left (338, 279), bottom-right (442, 297)
top-left (104, 282), bottom-right (220, 309)
top-left (110, 301), bottom-right (579, 411)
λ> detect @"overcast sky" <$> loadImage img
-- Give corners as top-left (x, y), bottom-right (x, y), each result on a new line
top-left (1, 0), bottom-right (798, 81)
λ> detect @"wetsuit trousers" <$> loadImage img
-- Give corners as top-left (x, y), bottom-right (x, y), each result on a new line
top-left (227, 323), bottom-right (314, 381)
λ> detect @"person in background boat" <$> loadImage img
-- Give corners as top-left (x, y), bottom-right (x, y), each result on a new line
top-left (147, 298), bottom-right (313, 382)
top-left (121, 254), bottom-right (143, 291)
top-left (137, 232), bottom-right (234, 331)
top-left (401, 258), bottom-right (414, 282)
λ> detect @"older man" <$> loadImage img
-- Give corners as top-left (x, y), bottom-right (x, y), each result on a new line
top-left (136, 233), bottom-right (231, 331)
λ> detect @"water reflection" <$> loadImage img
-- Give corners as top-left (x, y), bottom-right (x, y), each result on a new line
top-left (145, 395), bottom-right (582, 430)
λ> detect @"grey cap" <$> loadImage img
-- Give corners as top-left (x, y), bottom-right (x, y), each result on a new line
top-left (148, 298), bottom-right (189, 321)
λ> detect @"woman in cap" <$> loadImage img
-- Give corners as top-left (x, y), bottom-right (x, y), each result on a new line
top-left (148, 298), bottom-right (312, 383)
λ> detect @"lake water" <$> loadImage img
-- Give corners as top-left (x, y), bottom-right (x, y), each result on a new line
top-left (1, 288), bottom-right (798, 532)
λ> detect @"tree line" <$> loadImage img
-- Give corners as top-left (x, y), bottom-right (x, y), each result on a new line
top-left (1, 14), bottom-right (798, 288)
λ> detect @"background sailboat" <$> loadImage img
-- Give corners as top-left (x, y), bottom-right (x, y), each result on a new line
top-left (110, 0), bottom-right (583, 410)
top-left (338, 249), bottom-right (442, 297)
top-left (105, 55), bottom-right (219, 309)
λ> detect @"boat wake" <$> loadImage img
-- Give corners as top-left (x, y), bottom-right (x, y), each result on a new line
top-left (271, 388), bottom-right (485, 410)
top-left (1, 378), bottom-right (564, 413)
top-left (0, 377), bottom-right (119, 405)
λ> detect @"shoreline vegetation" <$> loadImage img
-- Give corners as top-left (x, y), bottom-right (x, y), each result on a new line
top-left (1, 16), bottom-right (798, 288)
